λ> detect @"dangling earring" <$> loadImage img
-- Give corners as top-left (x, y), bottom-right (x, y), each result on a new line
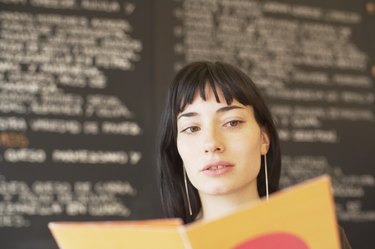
top-left (183, 167), bottom-right (192, 215)
top-left (264, 154), bottom-right (269, 200)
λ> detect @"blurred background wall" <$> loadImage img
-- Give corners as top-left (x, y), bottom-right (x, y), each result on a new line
top-left (0, 0), bottom-right (374, 248)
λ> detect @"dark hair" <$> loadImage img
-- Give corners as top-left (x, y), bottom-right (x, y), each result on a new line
top-left (157, 61), bottom-right (281, 224)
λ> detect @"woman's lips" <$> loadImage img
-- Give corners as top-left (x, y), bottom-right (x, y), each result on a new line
top-left (201, 161), bottom-right (234, 175)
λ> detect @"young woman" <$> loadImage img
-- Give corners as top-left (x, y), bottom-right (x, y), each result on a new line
top-left (156, 61), bottom-right (351, 248)
top-left (157, 61), bottom-right (280, 224)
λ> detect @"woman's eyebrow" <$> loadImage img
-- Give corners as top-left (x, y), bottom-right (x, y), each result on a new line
top-left (177, 112), bottom-right (198, 120)
top-left (216, 105), bottom-right (244, 113)
top-left (178, 105), bottom-right (244, 120)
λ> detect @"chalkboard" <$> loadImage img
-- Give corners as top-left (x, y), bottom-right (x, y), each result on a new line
top-left (1, 0), bottom-right (374, 249)
top-left (0, 1), bottom-right (163, 249)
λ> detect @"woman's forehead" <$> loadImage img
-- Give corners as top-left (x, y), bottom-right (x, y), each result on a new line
top-left (176, 79), bottom-right (251, 114)
top-left (195, 83), bottom-right (224, 101)
top-left (180, 86), bottom-right (247, 113)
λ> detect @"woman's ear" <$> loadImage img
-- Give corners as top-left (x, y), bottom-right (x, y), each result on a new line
top-left (260, 127), bottom-right (270, 155)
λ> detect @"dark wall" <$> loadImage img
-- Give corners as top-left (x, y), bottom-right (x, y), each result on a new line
top-left (0, 1), bottom-right (374, 249)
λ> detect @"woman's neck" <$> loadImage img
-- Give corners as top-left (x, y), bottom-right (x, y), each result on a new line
top-left (198, 183), bottom-right (260, 222)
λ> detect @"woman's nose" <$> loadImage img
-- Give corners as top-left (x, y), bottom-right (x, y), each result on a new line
top-left (203, 127), bottom-right (224, 153)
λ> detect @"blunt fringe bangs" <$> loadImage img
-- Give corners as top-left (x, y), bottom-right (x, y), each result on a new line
top-left (157, 61), bottom-right (281, 224)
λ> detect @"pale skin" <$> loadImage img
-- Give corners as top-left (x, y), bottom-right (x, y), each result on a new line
top-left (177, 85), bottom-right (270, 222)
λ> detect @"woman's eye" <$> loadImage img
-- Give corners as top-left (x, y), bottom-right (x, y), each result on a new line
top-left (225, 120), bottom-right (243, 127)
top-left (181, 126), bottom-right (200, 134)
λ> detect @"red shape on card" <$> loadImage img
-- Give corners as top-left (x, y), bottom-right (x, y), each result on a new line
top-left (234, 232), bottom-right (309, 249)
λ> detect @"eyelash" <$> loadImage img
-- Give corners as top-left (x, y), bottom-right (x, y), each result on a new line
top-left (180, 126), bottom-right (200, 134)
top-left (180, 120), bottom-right (244, 134)
top-left (224, 120), bottom-right (244, 128)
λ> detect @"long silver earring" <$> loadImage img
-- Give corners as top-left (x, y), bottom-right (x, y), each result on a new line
top-left (183, 167), bottom-right (193, 216)
top-left (264, 154), bottom-right (269, 200)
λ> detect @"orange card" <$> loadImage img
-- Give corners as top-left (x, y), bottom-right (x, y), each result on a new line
top-left (49, 175), bottom-right (340, 249)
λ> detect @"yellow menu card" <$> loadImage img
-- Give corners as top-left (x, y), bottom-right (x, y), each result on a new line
top-left (49, 175), bottom-right (341, 249)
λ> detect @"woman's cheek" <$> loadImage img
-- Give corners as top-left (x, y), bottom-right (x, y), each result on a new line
top-left (177, 137), bottom-right (191, 160)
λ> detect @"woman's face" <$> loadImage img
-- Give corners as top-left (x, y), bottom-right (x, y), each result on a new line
top-left (176, 85), bottom-right (269, 197)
